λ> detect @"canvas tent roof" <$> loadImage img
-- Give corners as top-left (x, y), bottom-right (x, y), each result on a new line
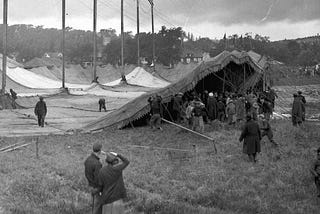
top-left (81, 50), bottom-right (269, 132)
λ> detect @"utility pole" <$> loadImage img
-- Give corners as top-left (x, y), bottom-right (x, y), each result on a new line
top-left (93, 0), bottom-right (97, 82)
top-left (62, 0), bottom-right (66, 88)
top-left (120, 0), bottom-right (126, 82)
top-left (148, 0), bottom-right (155, 72)
top-left (1, 0), bottom-right (8, 94)
top-left (136, 0), bottom-right (140, 67)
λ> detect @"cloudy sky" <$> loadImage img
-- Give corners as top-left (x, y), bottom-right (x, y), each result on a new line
top-left (1, 0), bottom-right (320, 41)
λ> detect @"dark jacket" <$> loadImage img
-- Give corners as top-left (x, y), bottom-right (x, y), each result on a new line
top-left (292, 97), bottom-right (303, 122)
top-left (239, 120), bottom-right (261, 154)
top-left (98, 155), bottom-right (130, 205)
top-left (34, 100), bottom-right (47, 116)
top-left (207, 96), bottom-right (218, 120)
top-left (84, 153), bottom-right (102, 188)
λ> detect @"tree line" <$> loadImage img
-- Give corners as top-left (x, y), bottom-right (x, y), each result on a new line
top-left (0, 24), bottom-right (319, 67)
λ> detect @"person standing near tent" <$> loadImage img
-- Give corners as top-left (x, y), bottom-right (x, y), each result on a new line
top-left (207, 92), bottom-right (218, 122)
top-left (34, 96), bottom-right (47, 127)
top-left (192, 99), bottom-right (205, 133)
top-left (148, 94), bottom-right (163, 130)
top-left (99, 98), bottom-right (107, 112)
top-left (236, 94), bottom-right (246, 123)
top-left (97, 152), bottom-right (130, 214)
top-left (217, 98), bottom-right (226, 122)
top-left (292, 93), bottom-right (303, 126)
top-left (172, 93), bottom-right (183, 123)
top-left (239, 115), bottom-right (261, 162)
top-left (226, 97), bottom-right (236, 125)
top-left (84, 142), bottom-right (103, 214)
top-left (260, 98), bottom-right (272, 121)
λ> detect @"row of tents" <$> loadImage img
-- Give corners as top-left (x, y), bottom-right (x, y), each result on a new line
top-left (0, 50), bottom-right (272, 131)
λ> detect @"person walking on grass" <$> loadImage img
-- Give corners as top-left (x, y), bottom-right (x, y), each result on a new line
top-left (97, 152), bottom-right (130, 214)
top-left (239, 115), bottom-right (261, 163)
top-left (258, 115), bottom-right (278, 146)
top-left (292, 93), bottom-right (303, 126)
top-left (84, 142), bottom-right (103, 214)
top-left (310, 147), bottom-right (320, 198)
top-left (34, 96), bottom-right (47, 127)
top-left (297, 91), bottom-right (306, 121)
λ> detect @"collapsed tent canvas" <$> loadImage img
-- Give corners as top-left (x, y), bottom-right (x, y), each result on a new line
top-left (80, 50), bottom-right (270, 132)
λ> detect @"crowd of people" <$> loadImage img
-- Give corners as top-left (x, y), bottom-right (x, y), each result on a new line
top-left (148, 87), bottom-right (278, 133)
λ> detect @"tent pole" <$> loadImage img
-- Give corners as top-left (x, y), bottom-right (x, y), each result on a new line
top-left (62, 0), bottom-right (65, 88)
top-left (1, 0), bottom-right (8, 94)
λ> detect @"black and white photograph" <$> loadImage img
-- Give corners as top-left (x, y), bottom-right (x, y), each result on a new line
top-left (0, 0), bottom-right (320, 213)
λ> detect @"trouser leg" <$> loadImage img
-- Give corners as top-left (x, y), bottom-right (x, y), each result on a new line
top-left (37, 116), bottom-right (41, 126)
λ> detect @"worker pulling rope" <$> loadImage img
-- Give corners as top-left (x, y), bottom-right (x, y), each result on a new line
top-left (161, 118), bottom-right (217, 154)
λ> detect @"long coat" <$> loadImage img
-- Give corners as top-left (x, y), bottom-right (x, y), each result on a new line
top-left (239, 120), bottom-right (261, 154)
top-left (292, 97), bottom-right (303, 124)
top-left (207, 96), bottom-right (217, 120)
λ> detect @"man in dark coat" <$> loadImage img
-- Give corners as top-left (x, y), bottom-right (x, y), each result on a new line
top-left (97, 152), bottom-right (130, 214)
top-left (207, 92), bottom-right (218, 121)
top-left (84, 142), bottom-right (103, 214)
top-left (239, 115), bottom-right (261, 162)
top-left (297, 91), bottom-right (306, 121)
top-left (34, 96), bottom-right (47, 127)
top-left (98, 98), bottom-right (106, 112)
top-left (292, 93), bottom-right (303, 126)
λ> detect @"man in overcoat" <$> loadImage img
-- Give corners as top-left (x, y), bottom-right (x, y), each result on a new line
top-left (292, 93), bottom-right (303, 126)
top-left (239, 115), bottom-right (261, 162)
top-left (34, 96), bottom-right (47, 127)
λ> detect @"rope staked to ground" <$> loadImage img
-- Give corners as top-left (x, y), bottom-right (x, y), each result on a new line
top-left (161, 118), bottom-right (218, 154)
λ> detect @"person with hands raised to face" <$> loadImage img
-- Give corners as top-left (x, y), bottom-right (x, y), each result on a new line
top-left (96, 152), bottom-right (130, 214)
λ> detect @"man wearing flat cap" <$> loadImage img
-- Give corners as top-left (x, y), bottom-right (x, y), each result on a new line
top-left (97, 152), bottom-right (129, 214)
top-left (34, 96), bottom-right (47, 127)
top-left (84, 142), bottom-right (103, 214)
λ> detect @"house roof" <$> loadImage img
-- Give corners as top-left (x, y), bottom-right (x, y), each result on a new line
top-left (80, 50), bottom-right (269, 132)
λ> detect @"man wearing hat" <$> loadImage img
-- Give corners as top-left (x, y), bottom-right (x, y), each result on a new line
top-left (34, 96), bottom-right (47, 127)
top-left (84, 142), bottom-right (104, 214)
top-left (97, 152), bottom-right (130, 214)
top-left (239, 115), bottom-right (261, 162)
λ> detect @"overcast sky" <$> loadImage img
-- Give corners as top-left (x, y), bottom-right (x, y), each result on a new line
top-left (1, 0), bottom-right (320, 41)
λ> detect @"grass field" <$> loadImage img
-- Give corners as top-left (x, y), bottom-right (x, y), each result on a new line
top-left (0, 119), bottom-right (319, 214)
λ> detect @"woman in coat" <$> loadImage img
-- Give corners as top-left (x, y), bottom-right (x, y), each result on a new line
top-left (239, 115), bottom-right (261, 162)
